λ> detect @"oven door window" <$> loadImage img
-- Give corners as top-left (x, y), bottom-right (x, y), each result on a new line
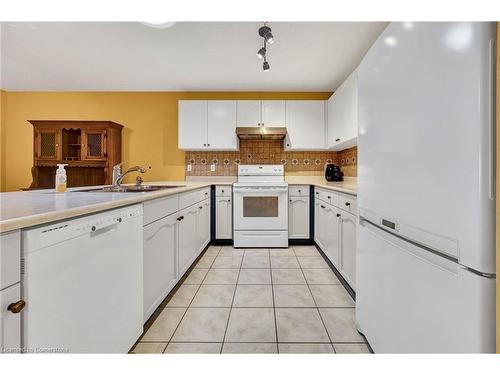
top-left (243, 196), bottom-right (279, 217)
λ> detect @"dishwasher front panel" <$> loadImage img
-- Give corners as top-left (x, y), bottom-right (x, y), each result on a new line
top-left (22, 204), bottom-right (143, 353)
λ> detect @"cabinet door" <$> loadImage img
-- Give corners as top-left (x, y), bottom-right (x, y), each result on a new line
top-left (314, 199), bottom-right (326, 251)
top-left (35, 129), bottom-right (62, 160)
top-left (207, 101), bottom-right (238, 150)
top-left (196, 200), bottom-right (211, 252)
top-left (289, 197), bottom-right (309, 239)
top-left (0, 283), bottom-right (21, 353)
top-left (177, 205), bottom-right (199, 276)
top-left (216, 197), bottom-right (233, 239)
top-left (143, 214), bottom-right (177, 322)
top-left (285, 101), bottom-right (326, 150)
top-left (328, 71), bottom-right (358, 150)
top-left (324, 206), bottom-right (341, 268)
top-left (262, 100), bottom-right (286, 127)
top-left (236, 101), bottom-right (261, 126)
top-left (340, 211), bottom-right (357, 289)
top-left (82, 128), bottom-right (107, 160)
top-left (178, 100), bottom-right (207, 150)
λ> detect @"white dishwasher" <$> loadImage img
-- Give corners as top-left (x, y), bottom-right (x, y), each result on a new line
top-left (21, 204), bottom-right (143, 353)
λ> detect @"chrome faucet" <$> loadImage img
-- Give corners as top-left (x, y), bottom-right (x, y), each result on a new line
top-left (112, 164), bottom-right (150, 187)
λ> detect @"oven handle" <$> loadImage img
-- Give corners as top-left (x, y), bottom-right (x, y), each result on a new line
top-left (233, 187), bottom-right (289, 193)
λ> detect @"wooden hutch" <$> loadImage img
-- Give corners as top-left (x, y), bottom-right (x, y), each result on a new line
top-left (28, 120), bottom-right (123, 189)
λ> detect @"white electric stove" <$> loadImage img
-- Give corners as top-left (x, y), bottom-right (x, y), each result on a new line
top-left (233, 165), bottom-right (288, 248)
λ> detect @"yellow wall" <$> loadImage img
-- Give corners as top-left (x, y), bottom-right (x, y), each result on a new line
top-left (0, 91), bottom-right (330, 192)
top-left (0, 90), bottom-right (6, 191)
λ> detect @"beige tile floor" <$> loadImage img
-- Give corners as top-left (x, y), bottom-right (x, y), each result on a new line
top-left (131, 245), bottom-right (371, 354)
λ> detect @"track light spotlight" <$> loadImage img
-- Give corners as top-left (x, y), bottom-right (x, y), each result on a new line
top-left (263, 60), bottom-right (270, 72)
top-left (257, 47), bottom-right (266, 59)
top-left (259, 25), bottom-right (274, 44)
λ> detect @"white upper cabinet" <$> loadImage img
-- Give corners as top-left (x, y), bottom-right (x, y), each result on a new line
top-left (261, 100), bottom-right (286, 127)
top-left (285, 100), bottom-right (327, 150)
top-left (207, 101), bottom-right (238, 150)
top-left (178, 100), bottom-right (207, 150)
top-left (236, 100), bottom-right (261, 126)
top-left (327, 70), bottom-right (358, 150)
top-left (179, 100), bottom-right (238, 150)
top-left (236, 100), bottom-right (286, 127)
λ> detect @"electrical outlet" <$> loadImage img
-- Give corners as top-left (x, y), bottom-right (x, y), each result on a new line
top-left (187, 164), bottom-right (192, 172)
top-left (210, 164), bottom-right (216, 172)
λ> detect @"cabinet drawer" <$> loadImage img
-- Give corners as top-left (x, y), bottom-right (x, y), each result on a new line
top-left (1, 231), bottom-right (20, 290)
top-left (314, 188), bottom-right (338, 206)
top-left (215, 185), bottom-right (232, 197)
top-left (143, 195), bottom-right (179, 226)
top-left (338, 193), bottom-right (357, 215)
top-left (289, 185), bottom-right (309, 197)
top-left (179, 187), bottom-right (210, 209)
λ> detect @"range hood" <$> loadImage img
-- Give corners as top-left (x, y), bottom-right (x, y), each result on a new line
top-left (236, 127), bottom-right (287, 140)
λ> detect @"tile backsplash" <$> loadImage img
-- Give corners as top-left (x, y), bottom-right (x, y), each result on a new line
top-left (185, 140), bottom-right (357, 177)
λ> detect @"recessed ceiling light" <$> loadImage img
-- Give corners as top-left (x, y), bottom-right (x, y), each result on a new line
top-left (140, 21), bottom-right (176, 29)
top-left (384, 36), bottom-right (398, 46)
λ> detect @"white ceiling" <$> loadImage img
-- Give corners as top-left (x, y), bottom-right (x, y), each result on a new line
top-left (0, 22), bottom-right (387, 92)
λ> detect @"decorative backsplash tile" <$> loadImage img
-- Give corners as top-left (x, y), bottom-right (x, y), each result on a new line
top-left (185, 140), bottom-right (357, 177)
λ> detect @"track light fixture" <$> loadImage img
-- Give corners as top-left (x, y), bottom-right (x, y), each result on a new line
top-left (256, 22), bottom-right (274, 71)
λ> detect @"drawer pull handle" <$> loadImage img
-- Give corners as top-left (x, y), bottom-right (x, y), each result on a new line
top-left (177, 216), bottom-right (184, 221)
top-left (335, 138), bottom-right (340, 142)
top-left (320, 205), bottom-right (326, 209)
top-left (345, 202), bottom-right (350, 206)
top-left (8, 300), bottom-right (26, 314)
top-left (336, 213), bottom-right (341, 217)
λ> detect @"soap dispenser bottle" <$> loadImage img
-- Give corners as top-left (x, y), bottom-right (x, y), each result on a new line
top-left (55, 164), bottom-right (68, 192)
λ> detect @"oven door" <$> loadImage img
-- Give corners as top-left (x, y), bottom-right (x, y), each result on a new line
top-left (233, 186), bottom-right (288, 231)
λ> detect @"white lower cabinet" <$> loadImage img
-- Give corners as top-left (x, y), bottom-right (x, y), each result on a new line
top-left (142, 188), bottom-right (211, 322)
top-left (1, 283), bottom-right (21, 353)
top-left (314, 189), bottom-right (357, 290)
top-left (143, 213), bottom-right (177, 322)
top-left (339, 211), bottom-right (356, 288)
top-left (216, 197), bottom-right (232, 239)
top-left (196, 199), bottom-right (211, 251)
top-left (289, 196), bottom-right (309, 239)
top-left (178, 204), bottom-right (199, 277)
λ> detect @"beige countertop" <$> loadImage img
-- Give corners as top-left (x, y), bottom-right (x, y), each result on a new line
top-left (0, 177), bottom-right (356, 233)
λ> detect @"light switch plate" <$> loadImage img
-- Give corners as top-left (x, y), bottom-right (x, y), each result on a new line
top-left (187, 164), bottom-right (192, 172)
top-left (210, 164), bottom-right (216, 172)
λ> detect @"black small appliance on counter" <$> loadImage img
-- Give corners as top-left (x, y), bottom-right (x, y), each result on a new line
top-left (325, 164), bottom-right (343, 182)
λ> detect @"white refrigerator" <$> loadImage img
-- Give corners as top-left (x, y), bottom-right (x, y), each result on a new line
top-left (356, 22), bottom-right (496, 353)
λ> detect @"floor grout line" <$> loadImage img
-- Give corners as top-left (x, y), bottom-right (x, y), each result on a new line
top-left (219, 254), bottom-right (243, 353)
top-left (296, 248), bottom-right (336, 353)
top-left (160, 247), bottom-right (219, 353)
top-left (268, 249), bottom-right (280, 354)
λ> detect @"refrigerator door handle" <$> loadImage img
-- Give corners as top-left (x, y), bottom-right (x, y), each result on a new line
top-left (359, 218), bottom-right (460, 275)
top-left (487, 37), bottom-right (496, 200)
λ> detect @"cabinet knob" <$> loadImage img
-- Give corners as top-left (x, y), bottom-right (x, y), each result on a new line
top-left (199, 206), bottom-right (203, 209)
top-left (221, 190), bottom-right (224, 193)
top-left (336, 213), bottom-right (341, 217)
top-left (207, 143), bottom-right (210, 147)
top-left (289, 199), bottom-right (292, 202)
top-left (203, 143), bottom-right (206, 147)
top-left (8, 300), bottom-right (26, 314)
top-left (327, 196), bottom-right (331, 199)
top-left (227, 199), bottom-right (231, 202)
top-left (345, 202), bottom-right (351, 206)
top-left (320, 205), bottom-right (326, 209)
top-left (335, 138), bottom-right (340, 142)
top-left (298, 189), bottom-right (301, 192)
top-left (286, 144), bottom-right (290, 147)
top-left (177, 216), bottom-right (184, 221)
